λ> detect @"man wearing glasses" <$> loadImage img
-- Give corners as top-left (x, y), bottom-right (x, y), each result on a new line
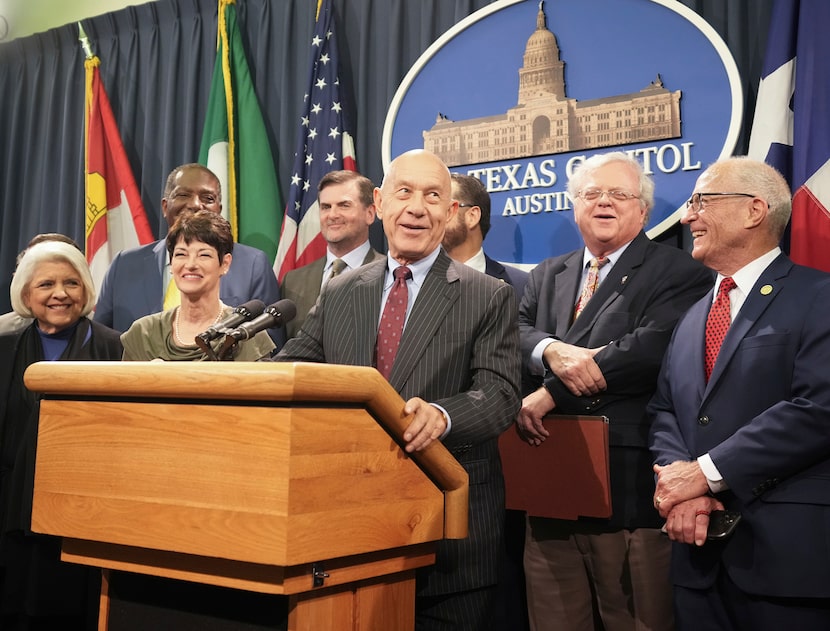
top-left (650, 157), bottom-right (830, 630)
top-left (517, 151), bottom-right (712, 630)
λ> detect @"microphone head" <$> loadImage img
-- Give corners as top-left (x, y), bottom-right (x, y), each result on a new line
top-left (198, 299), bottom-right (268, 343)
top-left (267, 299), bottom-right (297, 324)
top-left (228, 299), bottom-right (298, 341)
top-left (236, 299), bottom-right (266, 318)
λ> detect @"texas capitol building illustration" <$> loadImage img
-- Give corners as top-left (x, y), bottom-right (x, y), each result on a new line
top-left (423, 2), bottom-right (682, 167)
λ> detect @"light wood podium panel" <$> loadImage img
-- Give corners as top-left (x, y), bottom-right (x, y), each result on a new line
top-left (25, 361), bottom-right (469, 631)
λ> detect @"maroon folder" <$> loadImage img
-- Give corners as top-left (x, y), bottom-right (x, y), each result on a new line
top-left (499, 415), bottom-right (611, 520)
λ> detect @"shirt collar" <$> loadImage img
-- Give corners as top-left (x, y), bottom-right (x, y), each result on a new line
top-left (384, 246), bottom-right (442, 289)
top-left (325, 240), bottom-right (372, 273)
top-left (581, 238), bottom-right (635, 269)
top-left (463, 248), bottom-right (487, 273)
top-left (717, 247), bottom-right (781, 297)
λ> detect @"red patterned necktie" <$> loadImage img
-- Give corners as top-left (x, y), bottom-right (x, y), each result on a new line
top-left (375, 266), bottom-right (412, 380)
top-left (574, 256), bottom-right (609, 320)
top-left (704, 276), bottom-right (736, 381)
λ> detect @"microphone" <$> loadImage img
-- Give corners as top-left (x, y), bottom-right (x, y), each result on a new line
top-left (196, 299), bottom-right (266, 343)
top-left (225, 299), bottom-right (297, 341)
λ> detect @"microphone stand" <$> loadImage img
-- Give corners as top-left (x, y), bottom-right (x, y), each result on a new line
top-left (195, 333), bottom-right (219, 361)
top-left (216, 333), bottom-right (240, 361)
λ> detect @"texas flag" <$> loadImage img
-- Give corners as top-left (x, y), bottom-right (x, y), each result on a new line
top-left (747, 0), bottom-right (830, 272)
top-left (84, 54), bottom-right (154, 292)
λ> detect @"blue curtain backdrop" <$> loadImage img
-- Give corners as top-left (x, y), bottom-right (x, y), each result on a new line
top-left (0, 0), bottom-right (773, 312)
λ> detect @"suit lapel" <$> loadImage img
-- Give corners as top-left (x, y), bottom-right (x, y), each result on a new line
top-left (350, 260), bottom-right (385, 367)
top-left (300, 259), bottom-right (326, 309)
top-left (144, 241), bottom-right (168, 314)
top-left (484, 255), bottom-right (510, 284)
top-left (705, 255), bottom-right (791, 389)
top-left (388, 252), bottom-right (459, 390)
top-left (566, 233), bottom-right (648, 341)
top-left (554, 250), bottom-right (584, 339)
top-left (682, 294), bottom-right (712, 401)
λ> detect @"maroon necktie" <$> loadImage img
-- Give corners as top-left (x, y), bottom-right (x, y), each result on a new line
top-left (704, 277), bottom-right (736, 381)
top-left (375, 266), bottom-right (412, 380)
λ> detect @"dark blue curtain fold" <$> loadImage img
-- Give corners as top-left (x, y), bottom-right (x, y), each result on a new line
top-left (0, 0), bottom-right (772, 312)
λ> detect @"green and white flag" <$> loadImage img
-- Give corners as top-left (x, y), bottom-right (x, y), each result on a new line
top-left (199, 0), bottom-right (281, 261)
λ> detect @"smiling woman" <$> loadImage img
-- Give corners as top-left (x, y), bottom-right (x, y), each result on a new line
top-left (0, 239), bottom-right (123, 627)
top-left (120, 210), bottom-right (275, 361)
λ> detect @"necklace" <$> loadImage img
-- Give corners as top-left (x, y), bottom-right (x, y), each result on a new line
top-left (173, 303), bottom-right (224, 347)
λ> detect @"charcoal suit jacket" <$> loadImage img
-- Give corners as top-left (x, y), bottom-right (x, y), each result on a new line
top-left (275, 249), bottom-right (521, 597)
top-left (520, 231), bottom-right (713, 528)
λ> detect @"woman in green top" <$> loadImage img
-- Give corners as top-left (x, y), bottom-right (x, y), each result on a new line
top-left (121, 210), bottom-right (274, 361)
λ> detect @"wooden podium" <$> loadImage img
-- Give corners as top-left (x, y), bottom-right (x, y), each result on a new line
top-left (24, 361), bottom-right (468, 631)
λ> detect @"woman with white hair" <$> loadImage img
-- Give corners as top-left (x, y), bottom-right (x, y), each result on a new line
top-left (0, 239), bottom-right (121, 629)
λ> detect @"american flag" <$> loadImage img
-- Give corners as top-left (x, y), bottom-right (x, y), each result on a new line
top-left (273, 0), bottom-right (356, 281)
top-left (748, 0), bottom-right (830, 272)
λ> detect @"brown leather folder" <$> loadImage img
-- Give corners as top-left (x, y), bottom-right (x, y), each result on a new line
top-left (498, 415), bottom-right (611, 519)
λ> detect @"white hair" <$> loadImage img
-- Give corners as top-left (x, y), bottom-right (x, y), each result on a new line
top-left (10, 241), bottom-right (96, 318)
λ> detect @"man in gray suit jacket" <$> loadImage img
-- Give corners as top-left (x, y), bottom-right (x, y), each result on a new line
top-left (280, 170), bottom-right (384, 339)
top-left (517, 152), bottom-right (712, 631)
top-left (274, 150), bottom-right (521, 630)
top-left (94, 163), bottom-right (282, 343)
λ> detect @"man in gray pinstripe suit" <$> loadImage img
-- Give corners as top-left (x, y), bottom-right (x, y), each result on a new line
top-left (274, 149), bottom-right (521, 630)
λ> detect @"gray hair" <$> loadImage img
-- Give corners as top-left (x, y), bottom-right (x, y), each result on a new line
top-left (567, 151), bottom-right (655, 221)
top-left (706, 157), bottom-right (792, 240)
top-left (11, 241), bottom-right (96, 318)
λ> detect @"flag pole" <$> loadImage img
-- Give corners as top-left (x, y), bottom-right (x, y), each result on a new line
top-left (78, 22), bottom-right (94, 60)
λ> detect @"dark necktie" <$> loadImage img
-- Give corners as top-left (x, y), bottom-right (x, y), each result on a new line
top-left (327, 258), bottom-right (346, 282)
top-left (704, 276), bottom-right (736, 381)
top-left (375, 266), bottom-right (412, 380)
top-left (574, 256), bottom-right (609, 320)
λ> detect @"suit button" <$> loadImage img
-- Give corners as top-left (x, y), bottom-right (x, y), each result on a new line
top-left (698, 415), bottom-right (710, 426)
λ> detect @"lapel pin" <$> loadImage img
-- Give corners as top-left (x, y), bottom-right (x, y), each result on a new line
top-left (621, 275), bottom-right (628, 285)
top-left (760, 284), bottom-right (773, 295)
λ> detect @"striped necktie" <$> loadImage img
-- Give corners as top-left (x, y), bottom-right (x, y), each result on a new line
top-left (327, 258), bottom-right (347, 282)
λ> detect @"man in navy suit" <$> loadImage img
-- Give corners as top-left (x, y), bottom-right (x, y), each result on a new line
top-left (518, 152), bottom-right (712, 631)
top-left (444, 173), bottom-right (528, 300)
top-left (94, 163), bottom-right (282, 344)
top-left (275, 149), bottom-right (521, 630)
top-left (650, 157), bottom-right (830, 630)
top-left (444, 172), bottom-right (530, 631)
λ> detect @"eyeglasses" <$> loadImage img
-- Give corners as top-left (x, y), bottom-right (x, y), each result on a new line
top-left (577, 189), bottom-right (640, 202)
top-left (685, 192), bottom-right (755, 213)
top-left (457, 203), bottom-right (476, 208)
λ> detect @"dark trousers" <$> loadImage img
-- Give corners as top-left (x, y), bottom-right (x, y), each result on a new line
top-left (416, 585), bottom-right (498, 631)
top-left (675, 567), bottom-right (830, 631)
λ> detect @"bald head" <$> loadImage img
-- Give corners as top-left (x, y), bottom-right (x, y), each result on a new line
top-left (375, 150), bottom-right (457, 265)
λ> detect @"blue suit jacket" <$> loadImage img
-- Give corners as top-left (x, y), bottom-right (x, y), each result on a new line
top-left (649, 254), bottom-right (830, 597)
top-left (94, 239), bottom-right (283, 345)
top-left (484, 253), bottom-right (528, 303)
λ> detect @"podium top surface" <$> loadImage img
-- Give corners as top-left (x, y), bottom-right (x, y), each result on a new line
top-left (26, 361), bottom-right (383, 403)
